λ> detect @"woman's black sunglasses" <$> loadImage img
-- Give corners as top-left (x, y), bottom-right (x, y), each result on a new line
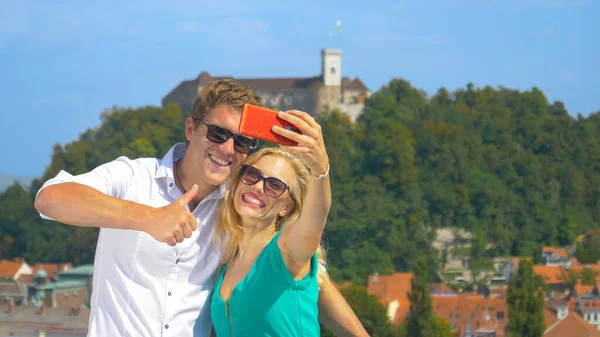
top-left (195, 119), bottom-right (258, 154)
top-left (240, 164), bottom-right (289, 198)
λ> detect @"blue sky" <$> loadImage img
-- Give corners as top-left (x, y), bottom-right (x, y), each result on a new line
top-left (1, 0), bottom-right (598, 177)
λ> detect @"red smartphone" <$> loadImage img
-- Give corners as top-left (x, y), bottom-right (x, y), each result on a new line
top-left (239, 104), bottom-right (301, 146)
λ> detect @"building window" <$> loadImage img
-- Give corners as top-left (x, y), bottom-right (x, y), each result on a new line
top-left (497, 311), bottom-right (505, 320)
top-left (330, 67), bottom-right (335, 74)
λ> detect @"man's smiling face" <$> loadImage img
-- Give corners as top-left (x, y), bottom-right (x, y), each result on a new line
top-left (185, 104), bottom-right (247, 188)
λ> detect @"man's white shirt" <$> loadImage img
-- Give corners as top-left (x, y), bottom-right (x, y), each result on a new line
top-left (36, 143), bottom-right (223, 337)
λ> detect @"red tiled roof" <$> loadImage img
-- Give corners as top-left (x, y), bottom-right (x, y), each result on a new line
top-left (542, 246), bottom-right (569, 258)
top-left (574, 284), bottom-right (595, 297)
top-left (0, 260), bottom-right (26, 280)
top-left (429, 283), bottom-right (454, 294)
top-left (367, 273), bottom-right (413, 303)
top-left (570, 264), bottom-right (600, 274)
top-left (432, 296), bottom-right (508, 336)
top-left (534, 265), bottom-right (568, 285)
top-left (367, 272), bottom-right (414, 325)
top-left (544, 309), bottom-right (600, 337)
top-left (392, 298), bottom-right (411, 324)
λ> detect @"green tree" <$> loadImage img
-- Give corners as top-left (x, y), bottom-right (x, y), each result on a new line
top-left (320, 285), bottom-right (395, 337)
top-left (576, 234), bottom-right (600, 264)
top-left (507, 259), bottom-right (545, 337)
top-left (405, 256), bottom-right (439, 337)
top-left (568, 269), bottom-right (600, 287)
top-left (2, 79), bottom-right (600, 297)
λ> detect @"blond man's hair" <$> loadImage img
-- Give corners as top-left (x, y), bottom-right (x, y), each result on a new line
top-left (191, 79), bottom-right (263, 122)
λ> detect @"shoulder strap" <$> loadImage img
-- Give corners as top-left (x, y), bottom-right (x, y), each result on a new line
top-left (276, 221), bottom-right (291, 235)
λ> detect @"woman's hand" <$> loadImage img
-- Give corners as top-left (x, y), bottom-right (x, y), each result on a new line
top-left (272, 110), bottom-right (329, 177)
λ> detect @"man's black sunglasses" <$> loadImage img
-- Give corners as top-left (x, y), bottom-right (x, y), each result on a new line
top-left (194, 119), bottom-right (258, 154)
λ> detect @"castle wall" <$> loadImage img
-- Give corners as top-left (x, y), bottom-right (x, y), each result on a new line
top-left (161, 82), bottom-right (197, 116)
top-left (339, 103), bottom-right (365, 122)
top-left (317, 86), bottom-right (341, 114)
top-left (342, 89), bottom-right (362, 104)
top-left (256, 88), bottom-right (318, 116)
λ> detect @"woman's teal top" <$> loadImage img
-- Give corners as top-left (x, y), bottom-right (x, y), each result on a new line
top-left (209, 224), bottom-right (320, 336)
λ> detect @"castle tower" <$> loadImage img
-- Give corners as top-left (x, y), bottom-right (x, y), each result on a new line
top-left (317, 49), bottom-right (342, 113)
top-left (321, 49), bottom-right (341, 87)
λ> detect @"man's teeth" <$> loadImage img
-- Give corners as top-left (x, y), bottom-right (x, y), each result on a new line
top-left (210, 155), bottom-right (229, 166)
top-left (243, 194), bottom-right (263, 207)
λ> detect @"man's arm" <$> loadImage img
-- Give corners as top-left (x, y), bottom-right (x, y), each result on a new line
top-left (318, 280), bottom-right (369, 337)
top-left (34, 158), bottom-right (198, 246)
top-left (36, 182), bottom-right (153, 230)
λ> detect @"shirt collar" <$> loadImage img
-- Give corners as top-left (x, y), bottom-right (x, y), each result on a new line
top-left (156, 143), bottom-right (227, 201)
top-left (156, 143), bottom-right (187, 180)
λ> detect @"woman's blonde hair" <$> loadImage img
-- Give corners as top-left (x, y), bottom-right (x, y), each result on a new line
top-left (214, 147), bottom-right (329, 287)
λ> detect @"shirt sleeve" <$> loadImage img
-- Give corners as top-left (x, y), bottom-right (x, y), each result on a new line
top-left (35, 156), bottom-right (138, 220)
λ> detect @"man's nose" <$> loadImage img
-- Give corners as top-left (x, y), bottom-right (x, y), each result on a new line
top-left (218, 137), bottom-right (236, 155)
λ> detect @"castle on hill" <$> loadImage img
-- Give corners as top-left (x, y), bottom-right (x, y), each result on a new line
top-left (162, 49), bottom-right (371, 121)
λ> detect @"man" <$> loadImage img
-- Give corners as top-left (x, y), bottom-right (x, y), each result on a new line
top-left (34, 79), bottom-right (367, 337)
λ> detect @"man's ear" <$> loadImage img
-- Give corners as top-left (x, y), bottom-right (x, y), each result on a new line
top-left (185, 117), bottom-right (196, 141)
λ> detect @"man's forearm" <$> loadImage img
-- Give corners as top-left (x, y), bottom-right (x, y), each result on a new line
top-left (34, 182), bottom-right (150, 231)
top-left (318, 280), bottom-right (369, 337)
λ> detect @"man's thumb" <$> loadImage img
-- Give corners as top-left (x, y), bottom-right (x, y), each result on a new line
top-left (177, 184), bottom-right (198, 205)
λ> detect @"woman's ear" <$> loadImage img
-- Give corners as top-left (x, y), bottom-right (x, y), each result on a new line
top-left (278, 201), bottom-right (295, 218)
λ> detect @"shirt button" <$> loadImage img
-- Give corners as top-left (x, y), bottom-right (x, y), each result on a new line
top-left (175, 258), bottom-right (180, 264)
top-left (168, 292), bottom-right (172, 296)
top-left (165, 324), bottom-right (169, 329)
top-left (169, 183), bottom-right (173, 187)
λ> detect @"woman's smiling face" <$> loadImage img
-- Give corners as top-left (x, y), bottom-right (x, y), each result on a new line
top-left (233, 155), bottom-right (297, 226)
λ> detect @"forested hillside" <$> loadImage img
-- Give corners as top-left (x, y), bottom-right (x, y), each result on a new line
top-left (1, 79), bottom-right (598, 285)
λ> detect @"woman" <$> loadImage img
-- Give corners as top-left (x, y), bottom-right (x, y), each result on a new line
top-left (210, 110), bottom-right (332, 336)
